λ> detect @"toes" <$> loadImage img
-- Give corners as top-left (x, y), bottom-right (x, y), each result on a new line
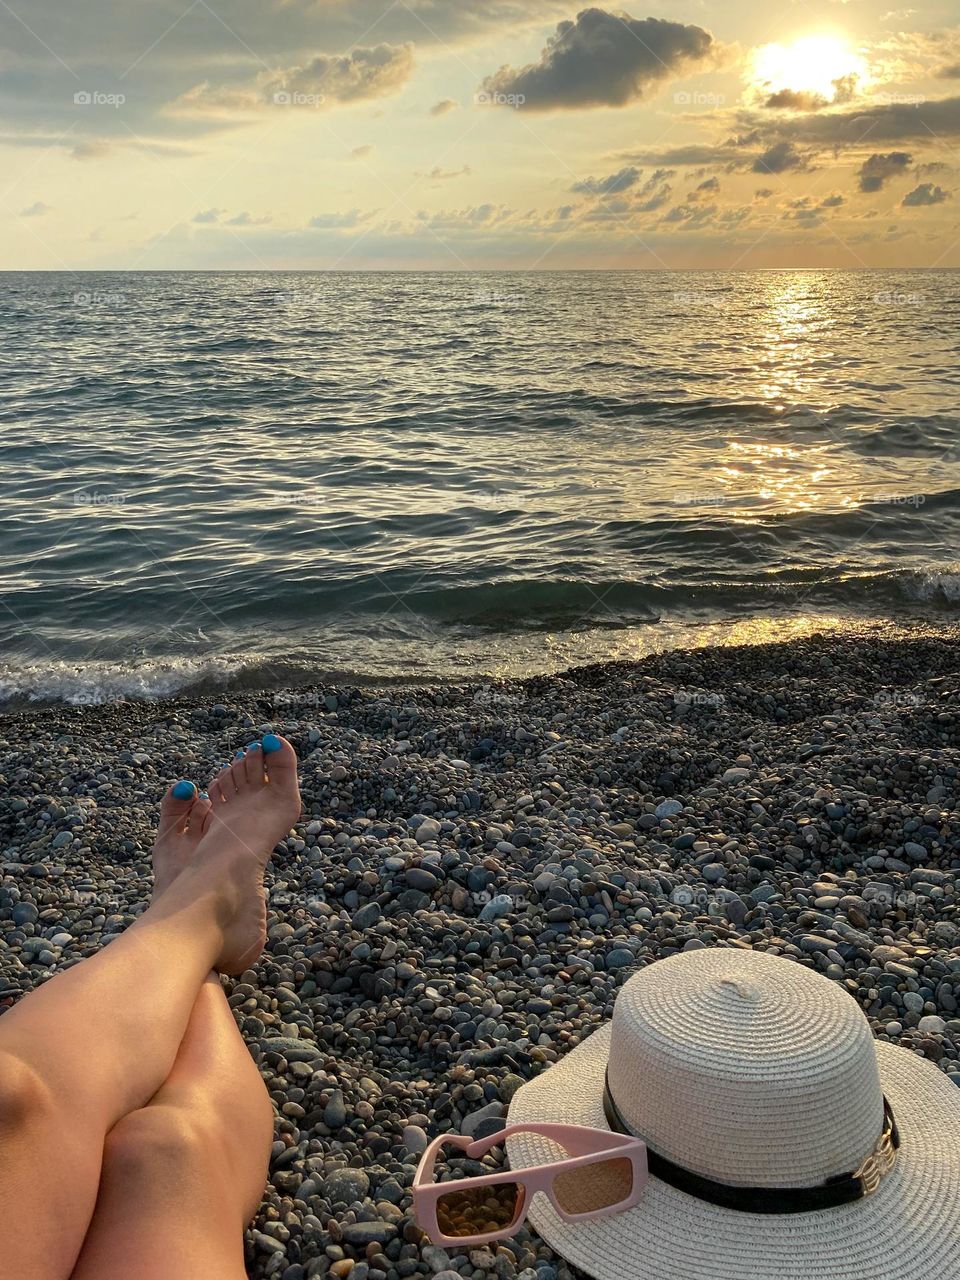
top-left (260, 733), bottom-right (297, 783)
top-left (186, 794), bottom-right (212, 834)
top-left (209, 762), bottom-right (235, 806)
top-left (158, 781), bottom-right (199, 837)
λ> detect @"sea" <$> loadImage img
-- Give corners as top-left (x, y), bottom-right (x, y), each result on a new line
top-left (0, 269), bottom-right (957, 705)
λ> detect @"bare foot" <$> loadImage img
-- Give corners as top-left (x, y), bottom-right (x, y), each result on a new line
top-left (198, 734), bottom-right (301, 974)
top-left (152, 781), bottom-right (212, 899)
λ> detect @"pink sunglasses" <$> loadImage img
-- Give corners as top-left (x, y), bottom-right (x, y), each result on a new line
top-left (413, 1122), bottom-right (648, 1247)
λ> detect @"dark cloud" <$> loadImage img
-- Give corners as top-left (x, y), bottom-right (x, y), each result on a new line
top-left (192, 208), bottom-right (221, 223)
top-left (616, 144), bottom-right (737, 167)
top-left (175, 44), bottom-right (415, 115)
top-left (734, 96), bottom-right (960, 149)
top-left (20, 201), bottom-right (50, 217)
top-left (936, 64), bottom-right (960, 79)
top-left (480, 8), bottom-right (716, 111)
top-left (820, 193), bottom-right (844, 207)
top-left (226, 211), bottom-right (272, 225)
top-left (753, 187), bottom-right (774, 199)
top-left (858, 152), bottom-right (912, 192)
top-left (902, 182), bottom-right (950, 206)
top-left (765, 89), bottom-right (828, 111)
top-left (636, 183), bottom-right (672, 212)
top-left (752, 140), bottom-right (808, 174)
top-left (430, 99), bottom-right (459, 116)
top-left (571, 165), bottom-right (641, 195)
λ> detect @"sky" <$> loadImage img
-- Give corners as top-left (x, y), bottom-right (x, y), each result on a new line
top-left (1, 0), bottom-right (959, 269)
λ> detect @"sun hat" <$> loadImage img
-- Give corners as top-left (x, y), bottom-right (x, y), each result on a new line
top-left (506, 947), bottom-right (960, 1280)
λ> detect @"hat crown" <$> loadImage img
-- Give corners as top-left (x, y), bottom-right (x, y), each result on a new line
top-left (606, 949), bottom-right (884, 1187)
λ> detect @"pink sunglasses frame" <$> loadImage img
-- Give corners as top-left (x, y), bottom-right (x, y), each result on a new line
top-left (413, 1122), bottom-right (648, 1247)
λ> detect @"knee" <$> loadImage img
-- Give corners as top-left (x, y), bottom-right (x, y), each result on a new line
top-left (103, 1105), bottom-right (208, 1184)
top-left (0, 1051), bottom-right (52, 1132)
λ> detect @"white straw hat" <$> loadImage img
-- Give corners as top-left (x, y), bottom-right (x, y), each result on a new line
top-left (506, 948), bottom-right (960, 1280)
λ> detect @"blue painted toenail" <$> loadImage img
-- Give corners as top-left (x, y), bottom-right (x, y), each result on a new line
top-left (235, 749), bottom-right (245, 759)
top-left (172, 780), bottom-right (196, 800)
top-left (199, 791), bottom-right (209, 799)
top-left (262, 733), bottom-right (282, 754)
top-left (246, 741), bottom-right (262, 751)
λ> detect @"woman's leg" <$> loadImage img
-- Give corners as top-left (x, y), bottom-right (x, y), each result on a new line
top-left (70, 974), bottom-right (274, 1280)
top-left (0, 735), bottom-right (299, 1280)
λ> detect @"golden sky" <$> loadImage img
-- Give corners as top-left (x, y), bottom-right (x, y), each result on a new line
top-left (1, 0), bottom-right (959, 268)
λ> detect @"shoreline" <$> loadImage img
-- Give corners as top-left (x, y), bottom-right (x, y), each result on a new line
top-left (1, 627), bottom-right (958, 1278)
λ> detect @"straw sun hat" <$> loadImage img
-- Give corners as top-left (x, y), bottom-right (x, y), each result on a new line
top-left (506, 947), bottom-right (960, 1280)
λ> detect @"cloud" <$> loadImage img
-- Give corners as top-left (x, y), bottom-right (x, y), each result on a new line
top-left (225, 211), bottom-right (272, 226)
top-left (430, 98), bottom-right (460, 116)
top-left (752, 140), bottom-right (808, 173)
top-left (192, 208), bottom-right (221, 223)
top-left (661, 202), bottom-right (718, 228)
top-left (901, 182), bottom-right (950, 206)
top-left (416, 164), bottom-right (472, 181)
top-left (616, 144), bottom-right (738, 167)
top-left (480, 8), bottom-right (716, 111)
top-left (635, 183), bottom-right (672, 212)
top-left (734, 95), bottom-right (960, 150)
top-left (571, 165), bottom-right (641, 195)
top-left (20, 201), bottom-right (49, 217)
top-left (754, 187), bottom-right (774, 200)
top-left (765, 89), bottom-right (828, 111)
top-left (688, 175), bottom-right (720, 198)
top-left (780, 193), bottom-right (845, 225)
top-left (350, 145), bottom-right (375, 160)
top-left (308, 209), bottom-right (375, 229)
top-left (858, 151), bottom-right (912, 192)
top-left (172, 44), bottom-right (415, 117)
top-left (937, 63), bottom-right (960, 79)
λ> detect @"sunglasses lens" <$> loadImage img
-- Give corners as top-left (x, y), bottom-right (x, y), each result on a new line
top-left (552, 1157), bottom-right (634, 1215)
top-left (435, 1181), bottom-right (523, 1238)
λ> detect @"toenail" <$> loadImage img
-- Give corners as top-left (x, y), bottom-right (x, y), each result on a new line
top-left (246, 741), bottom-right (262, 751)
top-left (234, 749), bottom-right (245, 759)
top-left (262, 734), bottom-right (282, 754)
top-left (172, 780), bottom-right (196, 800)
top-left (199, 791), bottom-right (209, 799)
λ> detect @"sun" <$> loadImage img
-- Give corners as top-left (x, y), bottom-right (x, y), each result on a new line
top-left (749, 34), bottom-right (868, 104)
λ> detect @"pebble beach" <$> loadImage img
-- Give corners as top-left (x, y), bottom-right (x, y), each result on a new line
top-left (1, 625), bottom-right (959, 1280)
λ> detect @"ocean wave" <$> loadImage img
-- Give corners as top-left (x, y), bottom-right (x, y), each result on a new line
top-left (0, 656), bottom-right (248, 707)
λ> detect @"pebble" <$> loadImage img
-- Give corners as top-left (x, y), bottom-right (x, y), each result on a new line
top-left (0, 631), bottom-right (957, 1280)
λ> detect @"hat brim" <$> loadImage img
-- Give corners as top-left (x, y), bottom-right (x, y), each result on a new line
top-left (507, 1028), bottom-right (960, 1280)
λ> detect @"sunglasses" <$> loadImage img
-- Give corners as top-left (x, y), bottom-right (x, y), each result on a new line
top-left (413, 1122), bottom-right (648, 1247)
